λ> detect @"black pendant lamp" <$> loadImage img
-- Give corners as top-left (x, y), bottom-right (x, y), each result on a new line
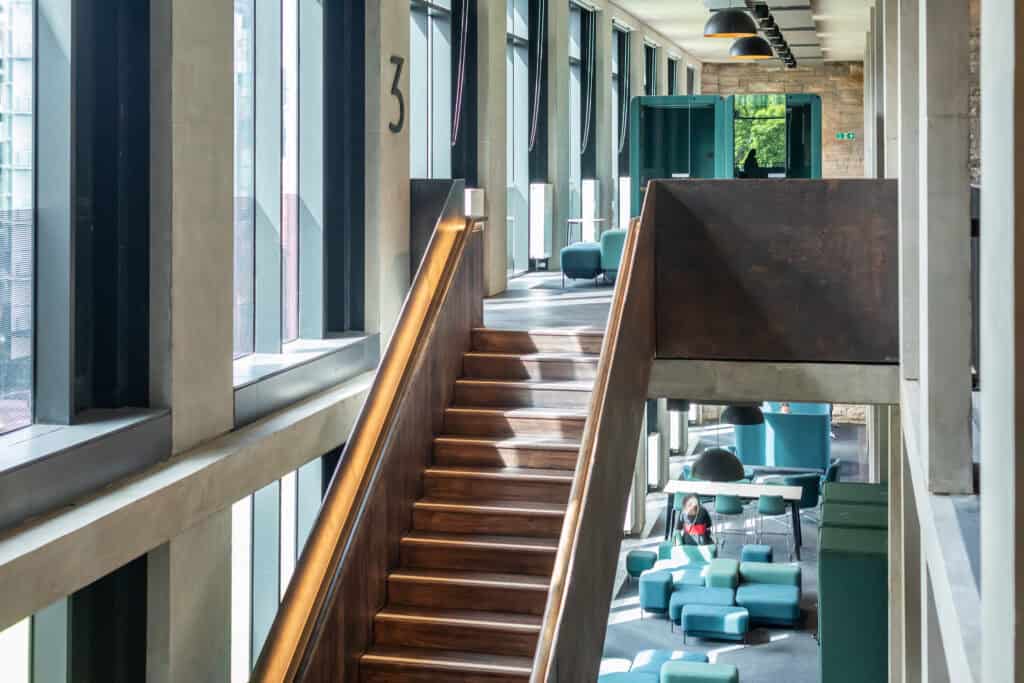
top-left (704, 8), bottom-right (758, 39)
top-left (721, 404), bottom-right (765, 425)
top-left (692, 447), bottom-right (746, 482)
top-left (730, 35), bottom-right (775, 60)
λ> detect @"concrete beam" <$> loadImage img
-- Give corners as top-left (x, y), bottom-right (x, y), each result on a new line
top-left (979, 0), bottom-right (1024, 679)
top-left (477, 0), bottom-right (508, 295)
top-left (649, 360), bottom-right (899, 405)
top-left (918, 0), bottom-right (973, 494)
top-left (899, 0), bottom-right (921, 380)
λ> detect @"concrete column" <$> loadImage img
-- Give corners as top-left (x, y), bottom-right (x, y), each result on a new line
top-left (627, 410), bottom-right (648, 535)
top-left (864, 26), bottom-right (875, 177)
top-left (656, 399), bottom-right (670, 489)
top-left (149, 0), bottom-right (234, 454)
top-left (547, 0), bottom-right (571, 270)
top-left (147, 510), bottom-right (231, 683)
top-left (980, 0), bottom-right (1024, 679)
top-left (364, 0), bottom-right (412, 343)
top-left (477, 0), bottom-right (507, 295)
top-left (899, 0), bottom-right (921, 380)
top-left (922, 563), bottom-right (951, 683)
top-left (873, 3), bottom-right (886, 178)
top-left (902, 452), bottom-right (923, 683)
top-left (918, 0), bottom-right (972, 494)
top-left (654, 46), bottom-right (669, 95)
top-left (594, 9), bottom-right (615, 231)
top-left (867, 404), bottom-right (892, 483)
top-left (883, 0), bottom-right (900, 177)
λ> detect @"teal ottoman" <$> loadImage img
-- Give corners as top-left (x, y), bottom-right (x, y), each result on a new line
top-left (639, 570), bottom-right (673, 614)
top-left (628, 549), bottom-right (659, 578)
top-left (660, 661), bottom-right (739, 682)
top-left (739, 561), bottom-right (801, 587)
top-left (740, 544), bottom-right (773, 563)
top-left (670, 566), bottom-right (708, 589)
top-left (680, 604), bottom-right (749, 643)
top-left (669, 586), bottom-right (735, 625)
top-left (560, 241), bottom-right (602, 285)
top-left (599, 674), bottom-right (658, 682)
top-left (736, 584), bottom-right (801, 625)
top-left (705, 558), bottom-right (739, 589)
top-left (630, 649), bottom-right (709, 674)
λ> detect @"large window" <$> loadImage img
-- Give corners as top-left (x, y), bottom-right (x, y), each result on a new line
top-left (612, 27), bottom-right (631, 229)
top-left (643, 42), bottom-right (656, 96)
top-left (410, 0), bottom-right (453, 179)
top-left (233, 0), bottom-right (255, 358)
top-left (734, 94), bottom-right (787, 177)
top-left (282, 0), bottom-right (299, 342)
top-left (506, 0), bottom-right (529, 274)
top-left (0, 0), bottom-right (33, 435)
top-left (568, 4), bottom-right (582, 222)
top-left (667, 57), bottom-right (678, 95)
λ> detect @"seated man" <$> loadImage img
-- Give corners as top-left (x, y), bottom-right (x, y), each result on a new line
top-left (677, 494), bottom-right (714, 546)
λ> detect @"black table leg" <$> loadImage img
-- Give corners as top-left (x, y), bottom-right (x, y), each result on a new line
top-left (790, 502), bottom-right (803, 561)
top-left (664, 494), bottom-right (673, 540)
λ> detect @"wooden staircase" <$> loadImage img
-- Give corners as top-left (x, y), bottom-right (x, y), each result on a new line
top-left (359, 328), bottom-right (602, 682)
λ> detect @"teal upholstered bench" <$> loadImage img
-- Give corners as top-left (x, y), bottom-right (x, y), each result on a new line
top-left (822, 481), bottom-right (888, 506)
top-left (627, 549), bottom-right (659, 578)
top-left (820, 502), bottom-right (888, 530)
top-left (630, 649), bottom-right (709, 674)
top-left (639, 570), bottom-right (674, 614)
top-left (599, 673), bottom-right (658, 682)
top-left (705, 558), bottom-right (740, 589)
top-left (680, 604), bottom-right (749, 643)
top-left (670, 566), bottom-right (708, 589)
top-left (740, 544), bottom-right (773, 563)
top-left (600, 229), bottom-right (627, 282)
top-left (560, 241), bottom-right (602, 286)
top-left (736, 583), bottom-right (801, 625)
top-left (660, 661), bottom-right (740, 683)
top-left (739, 561), bottom-right (801, 587)
top-left (669, 586), bottom-right (735, 626)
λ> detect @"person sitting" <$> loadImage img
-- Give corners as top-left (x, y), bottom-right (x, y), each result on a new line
top-left (676, 494), bottom-right (714, 546)
top-left (743, 148), bottom-right (760, 177)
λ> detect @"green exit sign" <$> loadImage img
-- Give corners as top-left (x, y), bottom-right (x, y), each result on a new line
top-left (835, 131), bottom-right (857, 140)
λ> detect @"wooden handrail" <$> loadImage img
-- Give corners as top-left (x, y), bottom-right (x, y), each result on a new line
top-left (251, 216), bottom-right (479, 683)
top-left (531, 209), bottom-right (656, 681)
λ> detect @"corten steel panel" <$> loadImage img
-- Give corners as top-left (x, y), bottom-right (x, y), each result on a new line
top-left (653, 179), bottom-right (899, 364)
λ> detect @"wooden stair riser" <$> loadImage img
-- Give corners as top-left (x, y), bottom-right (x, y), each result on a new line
top-left (361, 662), bottom-right (529, 683)
top-left (387, 577), bottom-right (549, 616)
top-left (443, 410), bottom-right (585, 439)
top-left (462, 354), bottom-right (599, 381)
top-left (412, 505), bottom-right (564, 537)
top-left (453, 382), bottom-right (592, 410)
top-left (373, 617), bottom-right (539, 658)
top-left (400, 542), bottom-right (556, 576)
top-left (471, 329), bottom-right (603, 355)
top-left (432, 440), bottom-right (580, 470)
top-left (423, 474), bottom-right (571, 505)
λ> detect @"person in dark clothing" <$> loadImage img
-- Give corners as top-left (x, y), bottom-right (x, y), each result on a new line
top-left (743, 148), bottom-right (760, 176)
top-left (676, 494), bottom-right (714, 546)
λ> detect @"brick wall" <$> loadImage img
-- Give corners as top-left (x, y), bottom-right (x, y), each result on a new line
top-left (700, 61), bottom-right (865, 178)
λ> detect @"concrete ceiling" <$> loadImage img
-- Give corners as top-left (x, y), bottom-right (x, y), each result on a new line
top-left (612, 0), bottom-right (872, 63)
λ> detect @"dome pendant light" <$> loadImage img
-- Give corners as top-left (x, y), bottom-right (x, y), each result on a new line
top-left (703, 8), bottom-right (758, 39)
top-left (721, 404), bottom-right (765, 426)
top-left (730, 35), bottom-right (775, 60)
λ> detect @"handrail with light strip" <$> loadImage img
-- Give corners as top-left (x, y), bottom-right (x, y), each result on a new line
top-left (251, 216), bottom-right (477, 683)
top-left (531, 211), bottom-right (655, 681)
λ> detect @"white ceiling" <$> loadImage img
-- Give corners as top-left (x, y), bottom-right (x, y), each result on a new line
top-left (612, 0), bottom-right (873, 63)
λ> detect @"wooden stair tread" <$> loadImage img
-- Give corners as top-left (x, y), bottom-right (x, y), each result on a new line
top-left (445, 406), bottom-right (588, 419)
top-left (376, 606), bottom-right (543, 630)
top-left (472, 327), bottom-right (603, 339)
top-left (414, 498), bottom-right (567, 515)
top-left (424, 466), bottom-right (575, 482)
top-left (454, 378), bottom-right (594, 391)
top-left (360, 647), bottom-right (533, 674)
top-left (464, 351), bottom-right (599, 361)
top-left (388, 569), bottom-right (552, 590)
top-left (401, 532), bottom-right (560, 551)
top-left (434, 435), bottom-right (581, 451)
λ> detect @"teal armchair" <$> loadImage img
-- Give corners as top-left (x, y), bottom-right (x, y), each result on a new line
top-left (600, 229), bottom-right (626, 282)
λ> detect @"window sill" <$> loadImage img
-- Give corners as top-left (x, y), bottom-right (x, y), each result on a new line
top-left (233, 333), bottom-right (379, 427)
top-left (0, 408), bottom-right (171, 531)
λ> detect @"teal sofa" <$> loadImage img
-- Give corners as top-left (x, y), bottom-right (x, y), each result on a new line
top-left (600, 229), bottom-right (626, 282)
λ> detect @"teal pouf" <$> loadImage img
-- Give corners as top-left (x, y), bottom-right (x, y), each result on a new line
top-left (660, 661), bottom-right (740, 683)
top-left (627, 549), bottom-right (659, 578)
top-left (739, 561), bottom-right (801, 587)
top-left (639, 570), bottom-right (674, 614)
top-left (680, 604), bottom-right (749, 643)
top-left (736, 584), bottom-right (801, 625)
top-left (631, 649), bottom-right (709, 673)
top-left (740, 544), bottom-right (773, 563)
top-left (669, 586), bottom-right (735, 624)
top-left (560, 241), bottom-right (602, 282)
top-left (600, 674), bottom-right (658, 682)
top-left (705, 558), bottom-right (739, 589)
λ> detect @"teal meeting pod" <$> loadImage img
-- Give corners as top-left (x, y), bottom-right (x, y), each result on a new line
top-left (728, 93), bottom-right (822, 179)
top-left (629, 95), bottom-right (732, 216)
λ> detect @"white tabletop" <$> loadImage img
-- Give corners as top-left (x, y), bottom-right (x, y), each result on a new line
top-left (663, 479), bottom-right (804, 502)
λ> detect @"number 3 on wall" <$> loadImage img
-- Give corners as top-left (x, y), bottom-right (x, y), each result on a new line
top-left (389, 56), bottom-right (405, 133)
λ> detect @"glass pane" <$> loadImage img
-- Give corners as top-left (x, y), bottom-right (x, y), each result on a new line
top-left (282, 0), bottom-right (299, 342)
top-left (0, 0), bottom-right (33, 435)
top-left (734, 94), bottom-right (787, 176)
top-left (233, 0), bottom-right (255, 358)
top-left (409, 8), bottom-right (429, 177)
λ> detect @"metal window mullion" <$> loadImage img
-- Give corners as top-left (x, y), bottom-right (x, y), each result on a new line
top-left (30, 599), bottom-right (69, 683)
top-left (297, 0), bottom-right (324, 338)
top-left (254, 0), bottom-right (283, 353)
